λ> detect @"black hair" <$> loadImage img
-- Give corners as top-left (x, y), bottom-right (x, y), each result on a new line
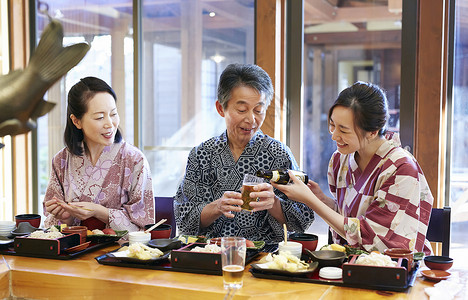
top-left (64, 76), bottom-right (122, 155)
top-left (217, 63), bottom-right (274, 109)
top-left (328, 81), bottom-right (389, 137)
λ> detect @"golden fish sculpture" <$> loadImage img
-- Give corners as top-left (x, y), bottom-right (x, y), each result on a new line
top-left (0, 18), bottom-right (89, 147)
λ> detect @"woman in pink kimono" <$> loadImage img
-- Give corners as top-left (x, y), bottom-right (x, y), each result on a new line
top-left (274, 81), bottom-right (433, 255)
top-left (43, 77), bottom-right (154, 231)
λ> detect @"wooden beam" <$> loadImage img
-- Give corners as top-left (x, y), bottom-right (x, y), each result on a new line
top-left (256, 0), bottom-right (284, 140)
top-left (306, 6), bottom-right (401, 25)
top-left (304, 0), bottom-right (336, 23)
top-left (414, 0), bottom-right (448, 208)
top-left (305, 30), bottom-right (401, 46)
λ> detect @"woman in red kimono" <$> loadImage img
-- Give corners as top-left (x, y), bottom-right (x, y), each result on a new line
top-left (274, 81), bottom-right (433, 255)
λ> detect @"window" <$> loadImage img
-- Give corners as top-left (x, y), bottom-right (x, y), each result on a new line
top-left (301, 0), bottom-right (402, 243)
top-left (34, 1), bottom-right (254, 218)
top-left (449, 0), bottom-right (468, 268)
top-left (140, 1), bottom-right (255, 197)
top-left (35, 1), bottom-right (134, 216)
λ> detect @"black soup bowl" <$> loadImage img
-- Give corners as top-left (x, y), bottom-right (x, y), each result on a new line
top-left (424, 256), bottom-right (453, 271)
top-left (306, 249), bottom-right (347, 268)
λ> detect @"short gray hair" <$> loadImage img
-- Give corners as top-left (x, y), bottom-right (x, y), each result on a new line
top-left (217, 63), bottom-right (274, 109)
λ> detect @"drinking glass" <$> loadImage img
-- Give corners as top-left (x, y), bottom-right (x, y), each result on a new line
top-left (221, 237), bottom-right (246, 289)
top-left (241, 174), bottom-right (264, 211)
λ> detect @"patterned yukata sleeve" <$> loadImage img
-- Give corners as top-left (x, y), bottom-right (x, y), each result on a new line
top-left (174, 147), bottom-right (207, 235)
top-left (327, 153), bottom-right (339, 202)
top-left (43, 151), bottom-right (80, 227)
top-left (108, 148), bottom-right (155, 231)
top-left (271, 145), bottom-right (315, 233)
top-left (345, 155), bottom-right (433, 254)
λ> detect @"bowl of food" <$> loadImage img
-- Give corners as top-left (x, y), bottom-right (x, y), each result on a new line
top-left (15, 214), bottom-right (41, 228)
top-left (144, 224), bottom-right (171, 239)
top-left (306, 250), bottom-right (347, 268)
top-left (424, 256), bottom-right (453, 271)
top-left (289, 232), bottom-right (318, 252)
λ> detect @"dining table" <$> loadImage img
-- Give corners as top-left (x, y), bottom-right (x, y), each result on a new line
top-left (1, 244), bottom-right (467, 299)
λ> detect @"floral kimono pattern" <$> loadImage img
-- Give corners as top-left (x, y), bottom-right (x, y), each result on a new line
top-left (174, 130), bottom-right (315, 243)
top-left (44, 141), bottom-right (155, 231)
top-left (328, 133), bottom-right (433, 255)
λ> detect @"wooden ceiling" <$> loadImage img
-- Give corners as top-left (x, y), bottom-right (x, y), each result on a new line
top-left (36, 0), bottom-right (466, 47)
top-left (37, 0), bottom-right (399, 33)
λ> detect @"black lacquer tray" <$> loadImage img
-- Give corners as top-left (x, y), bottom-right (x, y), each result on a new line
top-left (249, 254), bottom-right (419, 292)
top-left (95, 242), bottom-right (279, 276)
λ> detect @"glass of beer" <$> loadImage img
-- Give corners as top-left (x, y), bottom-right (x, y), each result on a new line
top-left (241, 174), bottom-right (264, 211)
top-left (221, 237), bottom-right (246, 289)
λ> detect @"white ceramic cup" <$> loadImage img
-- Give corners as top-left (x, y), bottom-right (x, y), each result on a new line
top-left (278, 241), bottom-right (303, 259)
top-left (128, 231), bottom-right (151, 245)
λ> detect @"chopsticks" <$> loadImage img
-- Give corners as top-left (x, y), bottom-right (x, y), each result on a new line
top-left (144, 218), bottom-right (167, 233)
top-left (283, 223), bottom-right (288, 245)
top-left (69, 204), bottom-right (94, 211)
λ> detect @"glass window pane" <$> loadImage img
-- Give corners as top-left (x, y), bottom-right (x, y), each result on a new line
top-left (35, 1), bottom-right (134, 215)
top-left (141, 0), bottom-right (255, 197)
top-left (450, 0), bottom-right (468, 268)
top-left (303, 0), bottom-right (402, 243)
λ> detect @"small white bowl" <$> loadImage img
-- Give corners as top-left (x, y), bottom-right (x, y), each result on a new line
top-left (0, 221), bottom-right (15, 229)
top-left (278, 241), bottom-right (303, 259)
top-left (128, 231), bottom-right (151, 245)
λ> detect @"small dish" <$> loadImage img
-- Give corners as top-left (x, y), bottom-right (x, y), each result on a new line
top-left (413, 252), bottom-right (425, 261)
top-left (177, 235), bottom-right (207, 244)
top-left (250, 261), bottom-right (319, 277)
top-left (319, 266), bottom-right (342, 279)
top-left (421, 269), bottom-right (451, 281)
top-left (64, 241), bottom-right (91, 253)
top-left (87, 230), bottom-right (128, 243)
top-left (306, 249), bottom-right (347, 268)
top-left (250, 241), bottom-right (266, 250)
top-left (148, 238), bottom-right (182, 252)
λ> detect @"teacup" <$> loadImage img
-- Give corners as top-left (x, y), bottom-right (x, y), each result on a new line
top-left (278, 241), bottom-right (302, 259)
top-left (129, 231), bottom-right (151, 245)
